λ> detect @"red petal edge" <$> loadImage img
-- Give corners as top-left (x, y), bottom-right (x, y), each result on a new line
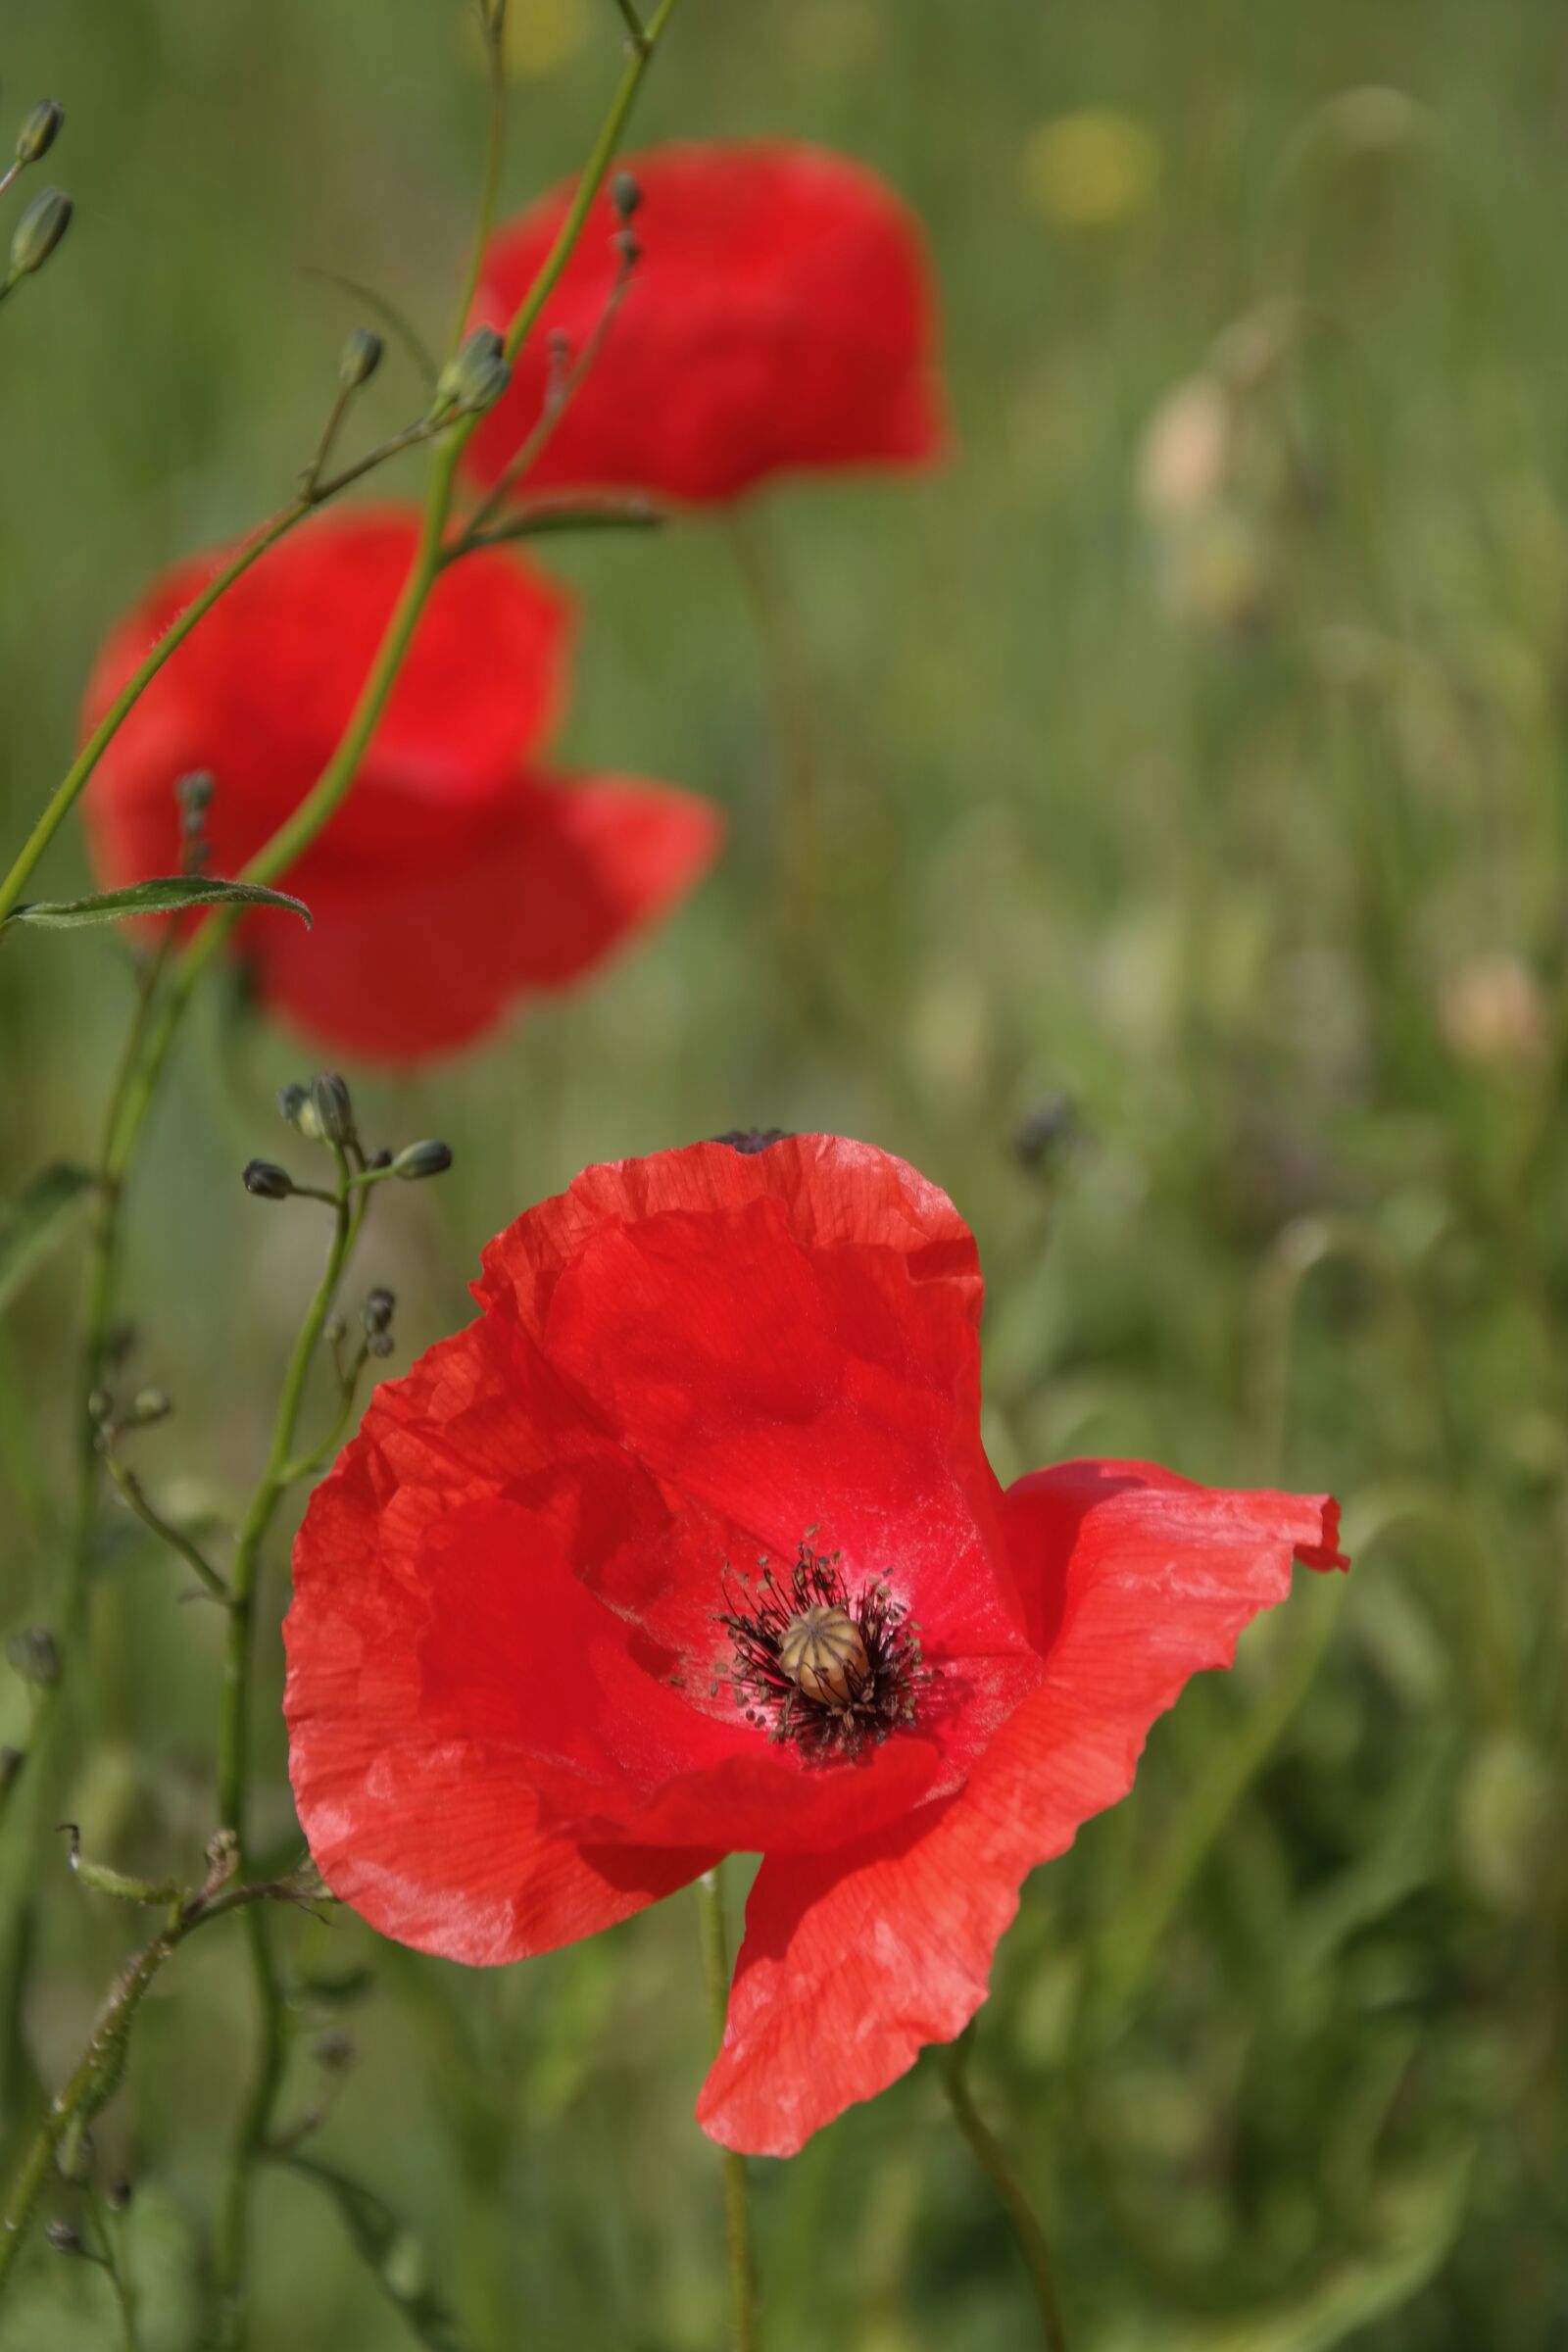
top-left (697, 1466), bottom-right (1343, 2155)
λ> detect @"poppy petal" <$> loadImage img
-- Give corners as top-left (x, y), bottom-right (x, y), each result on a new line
top-left (246, 770), bottom-right (721, 1063)
top-left (697, 1466), bottom-right (1342, 2153)
top-left (466, 142), bottom-right (947, 505)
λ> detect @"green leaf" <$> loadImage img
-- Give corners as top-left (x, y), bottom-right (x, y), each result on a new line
top-left (0, 1162), bottom-right (94, 1316)
top-left (3, 877), bottom-right (311, 930)
top-left (280, 2155), bottom-right (469, 2352)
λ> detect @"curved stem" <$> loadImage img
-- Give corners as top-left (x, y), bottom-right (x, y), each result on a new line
top-left (213, 1164), bottom-right (363, 2347)
top-left (449, 0), bottom-right (511, 358)
top-left (695, 1869), bottom-right (759, 2352)
top-left (0, 507), bottom-right (304, 929)
top-left (941, 2025), bottom-right (1068, 2352)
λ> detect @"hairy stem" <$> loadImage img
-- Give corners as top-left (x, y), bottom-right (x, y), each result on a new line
top-left (695, 1869), bottom-right (759, 2352)
top-left (941, 2025), bottom-right (1068, 2352)
top-left (212, 1164), bottom-right (365, 2347)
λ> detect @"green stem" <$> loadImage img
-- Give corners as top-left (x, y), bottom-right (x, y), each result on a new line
top-left (212, 1165), bottom-right (362, 2348)
top-left (104, 1457), bottom-right (228, 1602)
top-left (695, 1869), bottom-right (759, 2352)
top-left (941, 2025), bottom-right (1068, 2352)
top-left (726, 512), bottom-right (822, 982)
top-left (0, 1872), bottom-right (316, 2296)
top-left (449, 0), bottom-right (510, 358)
top-left (0, 507), bottom-right (305, 929)
top-left (88, 2180), bottom-right (140, 2352)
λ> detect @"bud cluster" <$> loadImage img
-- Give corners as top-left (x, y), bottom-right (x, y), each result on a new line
top-left (2, 97), bottom-right (72, 305)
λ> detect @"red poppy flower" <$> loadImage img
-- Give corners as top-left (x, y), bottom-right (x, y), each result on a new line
top-left (465, 141), bottom-right (947, 507)
top-left (285, 1137), bottom-right (1344, 2155)
top-left (81, 509), bottom-right (721, 1063)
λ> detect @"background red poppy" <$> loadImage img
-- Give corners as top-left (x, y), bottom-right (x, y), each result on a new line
top-left (82, 509), bottom-right (721, 1060)
top-left (465, 141), bottom-right (948, 506)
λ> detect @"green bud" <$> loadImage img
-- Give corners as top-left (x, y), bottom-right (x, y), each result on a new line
top-left (309, 1071), bottom-right (357, 1150)
top-left (7, 1627), bottom-right (60, 1688)
top-left (176, 768), bottom-right (216, 820)
top-left (611, 170), bottom-right (642, 221)
top-left (45, 2222), bottom-right (82, 2256)
top-left (438, 325), bottom-right (512, 416)
top-left (128, 1387), bottom-right (172, 1427)
top-left (243, 1158), bottom-right (294, 1201)
top-left (339, 326), bottom-right (384, 390)
top-left (391, 1138), bottom-right (453, 1181)
top-left (9, 186), bottom-right (73, 282)
top-left (15, 100), bottom-right (65, 167)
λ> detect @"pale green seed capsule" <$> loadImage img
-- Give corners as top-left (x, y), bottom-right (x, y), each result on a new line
top-left (9, 186), bottom-right (73, 280)
top-left (15, 100), bottom-right (65, 166)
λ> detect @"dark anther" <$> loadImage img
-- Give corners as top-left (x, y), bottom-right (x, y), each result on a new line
top-left (712, 1128), bottom-right (792, 1155)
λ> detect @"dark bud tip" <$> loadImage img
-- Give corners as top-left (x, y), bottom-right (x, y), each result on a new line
top-left (105, 2177), bottom-right (133, 2214)
top-left (613, 228), bottom-right (643, 270)
top-left (7, 1628), bottom-right (61, 1688)
top-left (391, 1138), bottom-right (453, 1181)
top-left (175, 768), bottom-right (216, 821)
top-left (712, 1128), bottom-right (790, 1155)
top-left (313, 2029), bottom-right (356, 2072)
top-left (368, 1332), bottom-right (395, 1359)
top-left (45, 2222), bottom-right (82, 2255)
top-left (439, 325), bottom-right (512, 416)
top-left (339, 325), bottom-right (385, 391)
top-left (276, 1081), bottom-right (311, 1130)
top-left (362, 1287), bottom-right (395, 1336)
top-left (368, 1146), bottom-right (393, 1171)
top-left (242, 1159), bottom-right (295, 1201)
top-left (1011, 1093), bottom-right (1080, 1176)
top-left (9, 186), bottom-right (73, 280)
top-left (611, 170), bottom-right (642, 220)
top-left (308, 1071), bottom-right (357, 1151)
top-left (16, 100), bottom-right (65, 166)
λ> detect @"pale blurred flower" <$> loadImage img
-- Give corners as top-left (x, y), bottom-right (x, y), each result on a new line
top-left (1439, 952), bottom-right (1549, 1071)
top-left (464, 0), bottom-right (588, 79)
top-left (1019, 109), bottom-right (1161, 230)
top-left (1137, 374), bottom-right (1231, 520)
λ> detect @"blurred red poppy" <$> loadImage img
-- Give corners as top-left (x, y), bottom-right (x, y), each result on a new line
top-left (285, 1135), bottom-right (1344, 2156)
top-left (465, 141), bottom-right (947, 506)
top-left (82, 509), bottom-right (721, 1062)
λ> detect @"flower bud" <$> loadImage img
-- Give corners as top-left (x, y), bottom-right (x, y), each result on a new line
top-left (612, 171), bottom-right (642, 221)
top-left (362, 1287), bottom-right (395, 1338)
top-left (339, 326), bottom-right (384, 391)
top-left (9, 186), bottom-right (73, 281)
top-left (175, 769), bottom-right (216, 825)
top-left (7, 1628), bottom-right (60, 1688)
top-left (438, 325), bottom-right (512, 416)
top-left (276, 1081), bottom-right (311, 1130)
top-left (45, 2222), bottom-right (82, 2256)
top-left (242, 1159), bottom-right (295, 1201)
top-left (105, 2177), bottom-right (133, 2214)
top-left (15, 100), bottom-right (65, 166)
top-left (391, 1138), bottom-right (453, 1181)
top-left (128, 1387), bottom-right (172, 1428)
top-left (309, 1071), bottom-right (357, 1151)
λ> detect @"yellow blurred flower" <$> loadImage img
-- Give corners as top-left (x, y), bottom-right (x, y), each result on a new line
top-left (1019, 108), bottom-right (1161, 230)
top-left (463, 0), bottom-right (589, 81)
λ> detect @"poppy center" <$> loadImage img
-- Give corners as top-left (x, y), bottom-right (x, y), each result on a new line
top-left (716, 1536), bottom-right (928, 1759)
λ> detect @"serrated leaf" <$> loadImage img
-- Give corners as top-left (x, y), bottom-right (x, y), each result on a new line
top-left (280, 2155), bottom-right (468, 2352)
top-left (0, 1162), bottom-right (94, 1316)
top-left (4, 877), bottom-right (311, 930)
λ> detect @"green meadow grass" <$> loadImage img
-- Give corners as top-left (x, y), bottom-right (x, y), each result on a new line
top-left (1, 1), bottom-right (1564, 2343)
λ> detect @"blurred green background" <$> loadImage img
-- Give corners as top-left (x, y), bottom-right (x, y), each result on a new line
top-left (3, 0), bottom-right (1567, 2344)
